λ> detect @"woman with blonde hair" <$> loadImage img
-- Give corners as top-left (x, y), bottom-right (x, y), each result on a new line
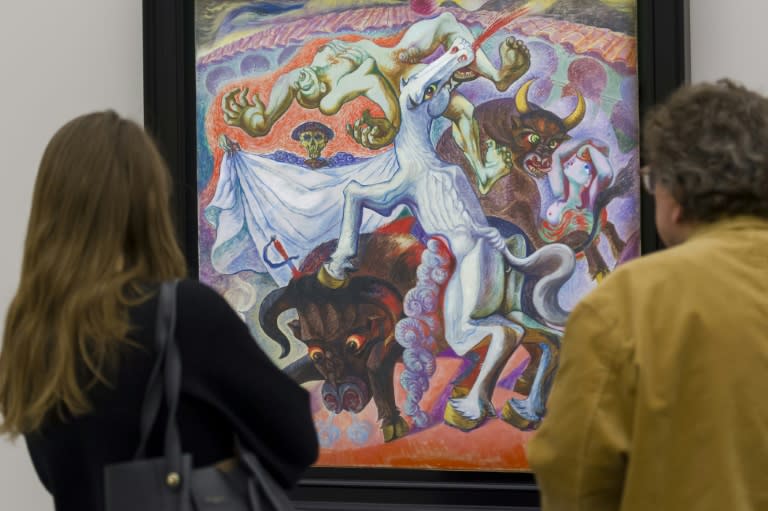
top-left (0, 111), bottom-right (318, 511)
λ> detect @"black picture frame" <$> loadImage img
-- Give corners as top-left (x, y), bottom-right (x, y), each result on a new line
top-left (143, 2), bottom-right (689, 509)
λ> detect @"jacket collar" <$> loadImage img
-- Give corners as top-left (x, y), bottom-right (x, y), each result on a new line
top-left (688, 215), bottom-right (768, 241)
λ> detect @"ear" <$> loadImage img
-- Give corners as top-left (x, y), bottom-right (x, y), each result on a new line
top-left (400, 77), bottom-right (409, 89)
top-left (671, 200), bottom-right (685, 225)
top-left (287, 319), bottom-right (304, 341)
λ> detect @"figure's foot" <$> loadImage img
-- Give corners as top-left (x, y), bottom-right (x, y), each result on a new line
top-left (382, 415), bottom-right (410, 442)
top-left (501, 398), bottom-right (542, 431)
top-left (476, 140), bottom-right (512, 194)
top-left (443, 395), bottom-right (491, 432)
top-left (497, 36), bottom-right (530, 92)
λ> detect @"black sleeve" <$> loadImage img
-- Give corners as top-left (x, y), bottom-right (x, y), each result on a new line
top-left (24, 434), bottom-right (52, 492)
top-left (175, 279), bottom-right (319, 487)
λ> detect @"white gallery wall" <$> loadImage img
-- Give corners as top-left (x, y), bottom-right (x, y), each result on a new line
top-left (0, 0), bottom-right (143, 509)
top-left (689, 0), bottom-right (768, 92)
top-left (0, 0), bottom-right (765, 509)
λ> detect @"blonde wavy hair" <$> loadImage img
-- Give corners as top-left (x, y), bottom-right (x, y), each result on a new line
top-left (0, 111), bottom-right (187, 436)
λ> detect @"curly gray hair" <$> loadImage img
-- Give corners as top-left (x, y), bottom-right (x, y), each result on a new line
top-left (643, 79), bottom-right (768, 222)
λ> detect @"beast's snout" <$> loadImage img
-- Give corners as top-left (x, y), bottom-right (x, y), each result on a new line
top-left (321, 376), bottom-right (370, 414)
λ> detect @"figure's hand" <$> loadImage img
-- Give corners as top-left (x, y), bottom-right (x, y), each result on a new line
top-left (221, 87), bottom-right (267, 137)
top-left (477, 139), bottom-right (513, 194)
top-left (484, 139), bottom-right (513, 169)
top-left (346, 110), bottom-right (397, 150)
top-left (217, 134), bottom-right (241, 153)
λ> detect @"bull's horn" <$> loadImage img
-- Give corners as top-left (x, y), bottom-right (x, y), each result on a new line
top-left (515, 79), bottom-right (535, 114)
top-left (563, 91), bottom-right (586, 130)
top-left (258, 286), bottom-right (296, 359)
top-left (350, 277), bottom-right (404, 333)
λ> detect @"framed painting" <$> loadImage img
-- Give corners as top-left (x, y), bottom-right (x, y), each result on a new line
top-left (144, 0), bottom-right (688, 508)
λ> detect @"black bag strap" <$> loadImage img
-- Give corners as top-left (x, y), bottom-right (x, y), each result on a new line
top-left (132, 280), bottom-right (293, 509)
top-left (134, 280), bottom-right (182, 478)
top-left (162, 281), bottom-right (184, 479)
top-left (239, 440), bottom-right (297, 510)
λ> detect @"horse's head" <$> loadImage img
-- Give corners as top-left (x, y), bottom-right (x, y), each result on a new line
top-left (400, 38), bottom-right (474, 119)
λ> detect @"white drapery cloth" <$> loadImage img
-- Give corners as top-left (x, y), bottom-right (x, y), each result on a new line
top-left (205, 149), bottom-right (404, 285)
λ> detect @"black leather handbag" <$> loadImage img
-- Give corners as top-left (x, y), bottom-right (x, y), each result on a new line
top-left (104, 281), bottom-right (296, 511)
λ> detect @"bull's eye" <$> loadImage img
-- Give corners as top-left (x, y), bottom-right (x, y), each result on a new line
top-left (548, 140), bottom-right (559, 150)
top-left (528, 133), bottom-right (541, 145)
top-left (308, 347), bottom-right (324, 362)
top-left (345, 334), bottom-right (366, 353)
top-left (423, 83), bottom-right (438, 101)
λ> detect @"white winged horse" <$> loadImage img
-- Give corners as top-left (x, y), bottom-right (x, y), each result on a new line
top-left (319, 38), bottom-right (576, 430)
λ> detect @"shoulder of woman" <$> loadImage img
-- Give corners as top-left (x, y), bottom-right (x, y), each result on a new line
top-left (177, 278), bottom-right (225, 301)
top-left (175, 279), bottom-right (243, 328)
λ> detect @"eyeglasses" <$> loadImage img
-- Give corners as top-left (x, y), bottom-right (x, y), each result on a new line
top-left (639, 166), bottom-right (655, 195)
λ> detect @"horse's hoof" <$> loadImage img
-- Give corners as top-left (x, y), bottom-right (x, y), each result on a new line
top-left (450, 385), bottom-right (470, 399)
top-left (317, 265), bottom-right (349, 289)
top-left (501, 401), bottom-right (541, 431)
top-left (444, 400), bottom-right (487, 432)
top-left (382, 416), bottom-right (409, 442)
top-left (450, 387), bottom-right (497, 417)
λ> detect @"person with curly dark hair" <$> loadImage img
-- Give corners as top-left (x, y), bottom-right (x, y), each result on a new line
top-left (527, 79), bottom-right (768, 511)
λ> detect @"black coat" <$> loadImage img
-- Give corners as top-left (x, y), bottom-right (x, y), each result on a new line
top-left (25, 279), bottom-right (319, 511)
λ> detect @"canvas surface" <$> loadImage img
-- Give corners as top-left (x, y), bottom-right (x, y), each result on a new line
top-left (194, 0), bottom-right (640, 471)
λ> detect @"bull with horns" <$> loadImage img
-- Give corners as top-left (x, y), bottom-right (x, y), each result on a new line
top-left (436, 78), bottom-right (587, 249)
top-left (258, 229), bottom-right (428, 442)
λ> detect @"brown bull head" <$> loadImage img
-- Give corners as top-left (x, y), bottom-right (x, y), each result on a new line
top-left (487, 79), bottom-right (587, 179)
top-left (515, 79), bottom-right (586, 130)
top-left (258, 273), bottom-right (404, 359)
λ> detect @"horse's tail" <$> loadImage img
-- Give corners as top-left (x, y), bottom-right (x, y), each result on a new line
top-left (502, 243), bottom-right (575, 327)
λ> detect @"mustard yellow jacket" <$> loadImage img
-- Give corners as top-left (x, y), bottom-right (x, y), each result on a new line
top-left (527, 217), bottom-right (768, 511)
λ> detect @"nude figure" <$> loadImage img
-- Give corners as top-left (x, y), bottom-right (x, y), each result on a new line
top-left (221, 12), bottom-right (530, 193)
